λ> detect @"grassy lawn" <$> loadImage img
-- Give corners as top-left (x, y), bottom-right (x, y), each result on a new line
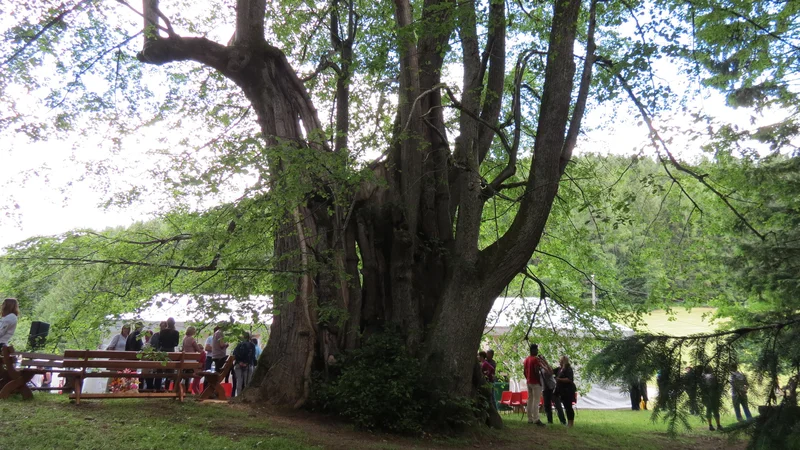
top-left (643, 307), bottom-right (725, 335)
top-left (0, 395), bottom-right (746, 450)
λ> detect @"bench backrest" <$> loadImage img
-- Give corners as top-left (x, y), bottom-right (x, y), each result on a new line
top-left (63, 350), bottom-right (203, 371)
top-left (17, 351), bottom-right (76, 369)
top-left (218, 355), bottom-right (235, 379)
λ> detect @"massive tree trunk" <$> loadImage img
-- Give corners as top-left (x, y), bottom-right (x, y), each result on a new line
top-left (136, 0), bottom-right (594, 416)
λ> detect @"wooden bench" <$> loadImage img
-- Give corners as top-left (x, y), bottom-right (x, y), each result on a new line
top-left (62, 350), bottom-right (203, 404)
top-left (1, 346), bottom-right (82, 400)
top-left (197, 355), bottom-right (234, 401)
top-left (1, 346), bottom-right (44, 400)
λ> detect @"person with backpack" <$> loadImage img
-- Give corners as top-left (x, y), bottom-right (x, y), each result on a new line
top-left (539, 355), bottom-right (559, 425)
top-left (232, 332), bottom-right (256, 397)
top-left (730, 363), bottom-right (753, 421)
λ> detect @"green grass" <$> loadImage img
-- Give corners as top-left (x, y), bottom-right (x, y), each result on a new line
top-left (0, 395), bottom-right (316, 450)
top-left (501, 408), bottom-right (745, 450)
top-left (643, 307), bottom-right (726, 335)
top-left (0, 395), bottom-right (745, 450)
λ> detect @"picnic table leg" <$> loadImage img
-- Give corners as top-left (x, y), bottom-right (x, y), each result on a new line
top-left (216, 381), bottom-right (228, 400)
top-left (73, 377), bottom-right (82, 404)
top-left (18, 381), bottom-right (34, 400)
top-left (197, 377), bottom-right (213, 400)
top-left (175, 374), bottom-right (184, 401)
top-left (0, 378), bottom-right (23, 399)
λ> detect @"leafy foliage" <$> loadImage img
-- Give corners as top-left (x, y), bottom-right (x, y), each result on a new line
top-left (312, 330), bottom-right (477, 434)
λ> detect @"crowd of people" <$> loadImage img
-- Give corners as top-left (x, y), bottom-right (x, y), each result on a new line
top-left (635, 364), bottom-right (756, 431)
top-left (480, 343), bottom-right (577, 428)
top-left (476, 343), bottom-right (766, 431)
top-left (1, 296), bottom-right (261, 397)
top-left (83, 318), bottom-right (262, 397)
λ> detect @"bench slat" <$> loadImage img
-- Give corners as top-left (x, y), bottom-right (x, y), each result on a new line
top-left (63, 360), bottom-right (202, 370)
top-left (64, 350), bottom-right (202, 360)
top-left (16, 352), bottom-right (70, 360)
top-left (69, 392), bottom-right (178, 399)
top-left (20, 360), bottom-right (70, 368)
top-left (69, 371), bottom-right (200, 378)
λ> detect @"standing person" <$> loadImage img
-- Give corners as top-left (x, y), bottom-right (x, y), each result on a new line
top-left (211, 325), bottom-right (229, 372)
top-left (629, 377), bottom-right (648, 410)
top-left (204, 333), bottom-right (215, 371)
top-left (145, 321), bottom-right (167, 391)
top-left (730, 363), bottom-right (753, 421)
top-left (539, 355), bottom-right (557, 424)
top-left (232, 332), bottom-right (256, 396)
top-left (0, 298), bottom-right (20, 350)
top-left (125, 322), bottom-right (145, 391)
top-left (523, 343), bottom-right (546, 426)
top-left (251, 338), bottom-right (261, 366)
top-left (104, 324), bottom-right (130, 391)
top-left (158, 318), bottom-right (180, 391)
top-left (478, 351), bottom-right (496, 405)
top-left (629, 379), bottom-right (641, 410)
top-left (182, 326), bottom-right (204, 394)
top-left (683, 366), bottom-right (700, 415)
top-left (106, 324), bottom-right (130, 351)
top-left (159, 318), bottom-right (180, 352)
top-left (479, 351), bottom-right (495, 382)
top-left (125, 323), bottom-right (145, 351)
top-left (702, 366), bottom-right (723, 431)
top-left (555, 355), bottom-right (577, 427)
top-left (486, 349), bottom-right (497, 369)
top-left (0, 298), bottom-right (19, 390)
top-left (639, 378), bottom-right (649, 410)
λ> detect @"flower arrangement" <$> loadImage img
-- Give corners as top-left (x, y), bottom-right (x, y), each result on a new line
top-left (109, 369), bottom-right (138, 393)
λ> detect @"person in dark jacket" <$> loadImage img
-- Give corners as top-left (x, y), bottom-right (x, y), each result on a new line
top-left (232, 332), bottom-right (256, 397)
top-left (125, 322), bottom-right (145, 351)
top-left (157, 318), bottom-right (180, 391)
top-left (125, 322), bottom-right (145, 390)
top-left (144, 322), bottom-right (166, 390)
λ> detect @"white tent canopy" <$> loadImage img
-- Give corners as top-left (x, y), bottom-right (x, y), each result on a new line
top-left (484, 296), bottom-right (632, 337)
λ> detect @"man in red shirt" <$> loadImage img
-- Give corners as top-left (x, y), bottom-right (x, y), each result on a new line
top-left (523, 343), bottom-right (546, 426)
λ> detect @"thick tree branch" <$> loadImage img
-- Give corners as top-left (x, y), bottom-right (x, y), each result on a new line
top-left (234, 0), bottom-right (267, 46)
top-left (476, 0), bottom-right (506, 164)
top-left (487, 51), bottom-right (534, 193)
top-left (561, 0), bottom-right (597, 173)
top-left (478, 0), bottom-right (582, 294)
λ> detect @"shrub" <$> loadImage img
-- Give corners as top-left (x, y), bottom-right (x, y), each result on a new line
top-left (312, 330), bottom-right (478, 434)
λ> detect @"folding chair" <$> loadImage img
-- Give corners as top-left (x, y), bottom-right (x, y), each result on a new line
top-left (519, 390), bottom-right (529, 420)
top-left (509, 391), bottom-right (522, 416)
top-left (499, 391), bottom-right (513, 414)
